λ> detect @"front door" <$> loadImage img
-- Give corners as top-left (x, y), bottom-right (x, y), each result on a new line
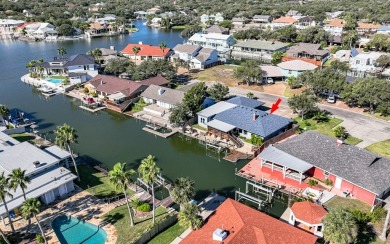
top-left (335, 177), bottom-right (342, 189)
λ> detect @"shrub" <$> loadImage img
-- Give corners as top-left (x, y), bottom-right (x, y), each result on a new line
top-left (246, 92), bottom-right (254, 99)
top-left (350, 209), bottom-right (371, 223)
top-left (308, 179), bottom-right (318, 186)
top-left (137, 203), bottom-right (151, 212)
top-left (304, 120), bottom-right (311, 126)
top-left (250, 134), bottom-right (263, 146)
top-left (83, 87), bottom-right (89, 93)
top-left (370, 207), bottom-right (387, 222)
top-left (325, 179), bottom-right (333, 186)
top-left (334, 126), bottom-right (348, 138)
top-left (36, 234), bottom-right (45, 243)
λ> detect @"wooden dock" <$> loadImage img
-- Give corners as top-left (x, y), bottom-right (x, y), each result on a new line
top-left (142, 127), bottom-right (178, 138)
top-left (223, 150), bottom-right (253, 163)
top-left (79, 105), bottom-right (106, 113)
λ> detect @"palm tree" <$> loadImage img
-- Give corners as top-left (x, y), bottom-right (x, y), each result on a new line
top-left (0, 173), bottom-right (15, 233)
top-left (178, 203), bottom-right (203, 230)
top-left (57, 47), bottom-right (67, 58)
top-left (0, 228), bottom-right (10, 244)
top-left (9, 168), bottom-right (30, 200)
top-left (323, 208), bottom-right (358, 244)
top-left (132, 46), bottom-right (141, 62)
top-left (91, 48), bottom-right (102, 63)
top-left (0, 105), bottom-right (10, 126)
top-left (138, 155), bottom-right (160, 224)
top-left (54, 124), bottom-right (80, 181)
top-left (170, 177), bottom-right (195, 210)
top-left (109, 162), bottom-right (136, 227)
top-left (159, 42), bottom-right (167, 56)
top-left (26, 60), bottom-right (37, 75)
top-left (21, 198), bottom-right (47, 244)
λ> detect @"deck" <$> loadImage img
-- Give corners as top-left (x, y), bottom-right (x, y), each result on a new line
top-left (79, 105), bottom-right (106, 113)
top-left (223, 150), bottom-right (253, 163)
top-left (142, 127), bottom-right (178, 138)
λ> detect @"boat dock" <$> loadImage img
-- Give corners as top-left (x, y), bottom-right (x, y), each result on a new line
top-left (79, 105), bottom-right (106, 113)
top-left (223, 150), bottom-right (253, 163)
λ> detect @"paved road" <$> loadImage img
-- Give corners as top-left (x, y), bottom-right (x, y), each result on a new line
top-left (227, 86), bottom-right (390, 148)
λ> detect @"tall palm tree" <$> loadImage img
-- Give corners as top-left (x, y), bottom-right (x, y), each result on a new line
top-left (0, 173), bottom-right (15, 233)
top-left (0, 105), bottom-right (10, 126)
top-left (91, 48), bottom-right (102, 63)
top-left (25, 60), bottom-right (37, 75)
top-left (0, 228), bottom-right (10, 244)
top-left (138, 155), bottom-right (160, 224)
top-left (132, 46), bottom-right (141, 62)
top-left (57, 47), bottom-right (67, 58)
top-left (170, 177), bottom-right (195, 210)
top-left (21, 198), bottom-right (47, 244)
top-left (178, 203), bottom-right (203, 230)
top-left (159, 42), bottom-right (167, 56)
top-left (109, 163), bottom-right (136, 226)
top-left (54, 124), bottom-right (80, 181)
top-left (9, 168), bottom-right (30, 200)
top-left (323, 208), bottom-right (358, 244)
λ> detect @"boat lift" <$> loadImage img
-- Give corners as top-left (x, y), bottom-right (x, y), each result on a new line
top-left (235, 190), bottom-right (264, 209)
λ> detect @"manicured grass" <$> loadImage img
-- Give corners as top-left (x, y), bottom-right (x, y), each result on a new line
top-left (10, 133), bottom-right (35, 142)
top-left (74, 165), bottom-right (133, 199)
top-left (192, 124), bottom-right (207, 131)
top-left (324, 196), bottom-right (371, 213)
top-left (365, 140), bottom-right (390, 158)
top-left (295, 117), bottom-right (363, 145)
top-left (148, 222), bottom-right (185, 244)
top-left (103, 205), bottom-right (170, 243)
top-left (283, 86), bottom-right (304, 98)
top-left (171, 25), bottom-right (187, 30)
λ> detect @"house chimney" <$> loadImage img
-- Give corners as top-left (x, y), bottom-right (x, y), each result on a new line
top-left (138, 41), bottom-right (143, 45)
top-left (110, 45), bottom-right (115, 50)
top-left (336, 138), bottom-right (344, 146)
top-left (252, 113), bottom-right (257, 121)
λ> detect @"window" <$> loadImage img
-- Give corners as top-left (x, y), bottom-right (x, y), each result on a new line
top-left (356, 60), bottom-right (360, 65)
top-left (324, 171), bottom-right (329, 179)
top-left (291, 215), bottom-right (294, 221)
top-left (317, 225), bottom-right (322, 232)
top-left (200, 118), bottom-right (205, 124)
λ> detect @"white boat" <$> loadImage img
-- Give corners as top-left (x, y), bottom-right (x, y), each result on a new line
top-left (38, 85), bottom-right (55, 93)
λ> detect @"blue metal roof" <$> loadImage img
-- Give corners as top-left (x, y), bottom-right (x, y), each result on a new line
top-left (378, 26), bottom-right (390, 31)
top-left (226, 96), bottom-right (265, 108)
top-left (214, 106), bottom-right (292, 138)
top-left (350, 48), bottom-right (360, 57)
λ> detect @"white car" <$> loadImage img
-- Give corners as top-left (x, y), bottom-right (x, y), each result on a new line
top-left (327, 95), bottom-right (336, 103)
top-left (266, 78), bottom-right (274, 84)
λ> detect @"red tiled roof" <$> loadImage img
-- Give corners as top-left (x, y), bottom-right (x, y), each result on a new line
top-left (121, 43), bottom-right (171, 57)
top-left (272, 16), bottom-right (298, 24)
top-left (17, 22), bottom-right (39, 29)
top-left (182, 199), bottom-right (317, 244)
top-left (88, 74), bottom-right (145, 96)
top-left (325, 18), bottom-right (345, 27)
top-left (291, 201), bottom-right (328, 225)
top-left (357, 23), bottom-right (380, 29)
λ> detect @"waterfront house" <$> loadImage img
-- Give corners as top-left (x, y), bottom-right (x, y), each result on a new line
top-left (324, 18), bottom-right (344, 36)
top-left (97, 46), bottom-right (118, 65)
top-left (231, 40), bottom-right (289, 62)
top-left (277, 60), bottom-right (318, 77)
top-left (181, 198), bottom-right (317, 244)
top-left (283, 43), bottom-right (330, 66)
top-left (141, 85), bottom-right (185, 109)
top-left (121, 42), bottom-right (172, 61)
top-left (252, 15), bottom-right (272, 24)
top-left (347, 49), bottom-right (387, 78)
top-left (289, 201), bottom-right (327, 237)
top-left (87, 74), bottom-right (147, 111)
top-left (25, 22), bottom-right (58, 40)
top-left (377, 26), bottom-right (390, 35)
top-left (38, 54), bottom-right (98, 84)
top-left (171, 44), bottom-right (219, 69)
top-left (187, 33), bottom-right (235, 53)
top-left (250, 131), bottom-right (390, 205)
top-left (197, 96), bottom-right (291, 143)
top-left (200, 13), bottom-right (224, 25)
top-left (0, 131), bottom-right (76, 223)
top-left (204, 25), bottom-right (229, 34)
top-left (356, 23), bottom-right (380, 36)
top-left (0, 19), bottom-right (24, 38)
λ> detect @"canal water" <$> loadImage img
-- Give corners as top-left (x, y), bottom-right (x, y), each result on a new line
top-left (0, 20), bottom-right (287, 216)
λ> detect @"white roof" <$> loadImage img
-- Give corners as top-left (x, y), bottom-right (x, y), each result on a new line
top-left (189, 33), bottom-right (232, 42)
top-left (260, 65), bottom-right (284, 77)
top-left (207, 119), bottom-right (236, 132)
top-left (0, 142), bottom-right (60, 176)
top-left (0, 167), bottom-right (76, 215)
top-left (108, 92), bottom-right (126, 100)
top-left (277, 60), bottom-right (318, 71)
top-left (44, 145), bottom-right (71, 159)
top-left (0, 132), bottom-right (20, 151)
top-left (197, 101), bottom-right (237, 117)
top-left (353, 52), bottom-right (385, 60)
top-left (0, 19), bottom-right (24, 26)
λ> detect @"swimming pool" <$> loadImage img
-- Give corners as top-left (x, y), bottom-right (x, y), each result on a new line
top-left (51, 215), bottom-right (107, 244)
top-left (46, 78), bottom-right (63, 84)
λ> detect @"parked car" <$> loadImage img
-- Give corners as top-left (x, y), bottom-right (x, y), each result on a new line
top-left (266, 78), bottom-right (274, 84)
top-left (327, 95), bottom-right (336, 103)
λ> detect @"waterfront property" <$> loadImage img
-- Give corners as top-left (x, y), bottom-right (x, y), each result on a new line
top-left (25, 22), bottom-right (58, 40)
top-left (141, 85), bottom-right (185, 110)
top-left (289, 201), bottom-right (327, 237)
top-left (0, 131), bottom-right (77, 223)
top-left (187, 33), bottom-right (236, 53)
top-left (283, 43), bottom-right (330, 66)
top-left (121, 42), bottom-right (172, 61)
top-left (171, 44), bottom-right (219, 69)
top-left (231, 40), bottom-right (289, 62)
top-left (200, 13), bottom-right (224, 25)
top-left (277, 60), bottom-right (318, 78)
top-left (181, 198), bottom-right (317, 244)
top-left (241, 131), bottom-right (390, 205)
top-left (0, 19), bottom-right (24, 38)
top-left (204, 25), bottom-right (229, 35)
top-left (197, 96), bottom-right (292, 142)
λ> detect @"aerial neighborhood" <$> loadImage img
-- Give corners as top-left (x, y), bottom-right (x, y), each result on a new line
top-left (0, 0), bottom-right (390, 243)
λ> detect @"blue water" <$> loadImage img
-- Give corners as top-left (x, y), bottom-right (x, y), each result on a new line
top-left (51, 215), bottom-right (107, 244)
top-left (46, 78), bottom-right (63, 84)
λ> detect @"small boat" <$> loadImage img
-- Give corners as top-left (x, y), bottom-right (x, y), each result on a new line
top-left (38, 85), bottom-right (55, 93)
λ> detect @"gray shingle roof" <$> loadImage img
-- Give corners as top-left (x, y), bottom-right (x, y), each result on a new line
top-left (214, 106), bottom-right (292, 138)
top-left (274, 131), bottom-right (390, 195)
top-left (173, 44), bottom-right (201, 54)
top-left (65, 54), bottom-right (95, 67)
top-left (227, 96), bottom-right (265, 108)
top-left (205, 25), bottom-right (228, 34)
top-left (141, 85), bottom-right (185, 105)
top-left (286, 43), bottom-right (329, 57)
top-left (233, 40), bottom-right (288, 51)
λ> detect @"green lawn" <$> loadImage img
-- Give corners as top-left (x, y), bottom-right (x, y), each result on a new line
top-left (171, 25), bottom-right (188, 30)
top-left (365, 140), bottom-right (390, 158)
top-left (192, 124), bottom-right (207, 131)
top-left (295, 117), bottom-right (363, 145)
top-left (10, 133), bottom-right (35, 142)
top-left (324, 196), bottom-right (371, 212)
top-left (74, 165), bottom-right (133, 199)
top-left (103, 205), bottom-right (170, 244)
top-left (148, 222), bottom-right (185, 244)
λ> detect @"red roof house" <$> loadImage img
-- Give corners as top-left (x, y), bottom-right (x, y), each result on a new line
top-left (181, 198), bottom-right (317, 244)
top-left (121, 42), bottom-right (171, 60)
top-left (289, 201), bottom-right (327, 237)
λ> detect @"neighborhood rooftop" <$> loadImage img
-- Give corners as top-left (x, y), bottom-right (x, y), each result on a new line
top-left (141, 85), bottom-right (185, 106)
top-left (226, 96), bottom-right (265, 108)
top-left (233, 40), bottom-right (289, 51)
top-left (89, 74), bottom-right (145, 96)
top-left (274, 131), bottom-right (390, 195)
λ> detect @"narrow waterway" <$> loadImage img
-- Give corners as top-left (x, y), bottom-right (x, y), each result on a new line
top-left (0, 20), bottom-right (287, 216)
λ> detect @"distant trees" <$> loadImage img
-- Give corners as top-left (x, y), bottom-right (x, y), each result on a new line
top-left (296, 26), bottom-right (330, 46)
top-left (288, 90), bottom-right (320, 120)
top-left (234, 60), bottom-right (262, 85)
top-left (105, 58), bottom-right (132, 76)
top-left (57, 24), bottom-right (73, 36)
top-left (367, 34), bottom-right (390, 51)
top-left (207, 83), bottom-right (229, 102)
top-left (87, 48), bottom-right (102, 62)
top-left (180, 25), bottom-right (202, 38)
top-left (298, 68), bottom-right (347, 95)
top-left (131, 59), bottom-right (177, 80)
top-left (323, 208), bottom-right (358, 244)
top-left (375, 55), bottom-right (390, 70)
top-left (218, 20), bottom-right (234, 29)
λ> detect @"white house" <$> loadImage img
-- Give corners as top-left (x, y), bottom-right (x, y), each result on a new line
top-left (277, 60), bottom-right (318, 78)
top-left (347, 50), bottom-right (386, 78)
top-left (0, 131), bottom-right (77, 224)
top-left (323, 18), bottom-right (344, 36)
top-left (377, 26), bottom-right (390, 35)
top-left (25, 22), bottom-right (58, 40)
top-left (200, 13), bottom-right (224, 24)
top-left (289, 201), bottom-right (327, 237)
top-left (172, 44), bottom-right (219, 69)
top-left (0, 19), bottom-right (24, 37)
top-left (187, 33), bottom-right (235, 53)
top-left (96, 14), bottom-right (116, 24)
